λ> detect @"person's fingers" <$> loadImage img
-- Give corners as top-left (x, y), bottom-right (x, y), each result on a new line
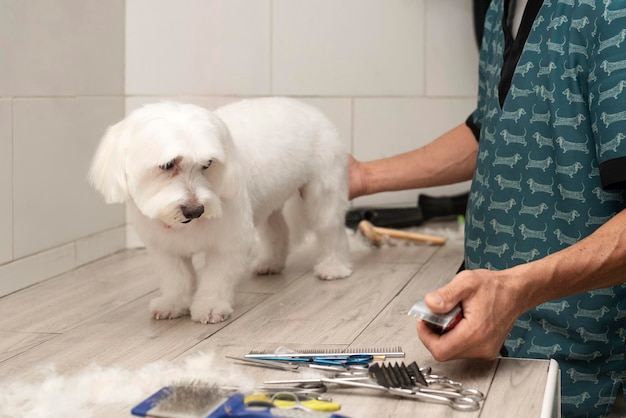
top-left (423, 271), bottom-right (475, 314)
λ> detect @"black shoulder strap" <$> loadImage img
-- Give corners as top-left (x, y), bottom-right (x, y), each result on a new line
top-left (498, 0), bottom-right (544, 107)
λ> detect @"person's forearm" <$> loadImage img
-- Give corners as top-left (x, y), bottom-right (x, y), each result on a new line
top-left (508, 209), bottom-right (626, 313)
top-left (359, 123), bottom-right (478, 196)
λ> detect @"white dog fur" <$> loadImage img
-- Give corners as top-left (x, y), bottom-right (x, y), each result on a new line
top-left (89, 97), bottom-right (352, 324)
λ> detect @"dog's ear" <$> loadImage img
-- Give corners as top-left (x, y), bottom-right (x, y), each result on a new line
top-left (211, 117), bottom-right (243, 200)
top-left (88, 120), bottom-right (129, 203)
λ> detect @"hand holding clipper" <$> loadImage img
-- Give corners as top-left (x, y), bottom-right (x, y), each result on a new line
top-left (408, 299), bottom-right (463, 334)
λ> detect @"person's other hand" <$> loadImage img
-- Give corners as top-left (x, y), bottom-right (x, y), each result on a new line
top-left (416, 268), bottom-right (523, 361)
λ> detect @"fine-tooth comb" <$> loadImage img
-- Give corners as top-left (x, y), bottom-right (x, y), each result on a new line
top-left (245, 346), bottom-right (405, 358)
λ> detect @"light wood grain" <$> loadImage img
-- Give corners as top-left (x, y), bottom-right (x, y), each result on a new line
top-left (0, 249), bottom-right (156, 334)
top-left (481, 358), bottom-right (551, 417)
top-left (0, 229), bottom-right (554, 417)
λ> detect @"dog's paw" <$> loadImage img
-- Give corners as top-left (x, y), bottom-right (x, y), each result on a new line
top-left (149, 296), bottom-right (190, 320)
top-left (253, 259), bottom-right (285, 276)
top-left (190, 298), bottom-right (233, 324)
top-left (314, 260), bottom-right (353, 281)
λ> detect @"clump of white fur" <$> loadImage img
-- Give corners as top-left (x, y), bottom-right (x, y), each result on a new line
top-left (0, 352), bottom-right (255, 418)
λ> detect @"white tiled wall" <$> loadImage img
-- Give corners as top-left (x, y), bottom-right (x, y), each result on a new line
top-left (0, 0), bottom-right (125, 96)
top-left (0, 0), bottom-right (126, 297)
top-left (272, 0), bottom-right (425, 96)
top-left (1, 0), bottom-right (479, 296)
top-left (0, 100), bottom-right (12, 266)
top-left (12, 99), bottom-right (125, 258)
top-left (125, 0), bottom-right (272, 95)
top-left (352, 98), bottom-right (475, 207)
top-left (426, 1), bottom-right (481, 97)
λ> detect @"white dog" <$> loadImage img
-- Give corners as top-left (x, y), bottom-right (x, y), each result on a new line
top-left (89, 97), bottom-right (352, 323)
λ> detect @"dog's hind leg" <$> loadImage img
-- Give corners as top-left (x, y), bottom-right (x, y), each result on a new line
top-left (149, 251), bottom-right (196, 319)
top-left (253, 209), bottom-right (289, 275)
top-left (302, 180), bottom-right (352, 280)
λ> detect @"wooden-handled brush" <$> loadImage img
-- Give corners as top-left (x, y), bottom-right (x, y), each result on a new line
top-left (358, 220), bottom-right (446, 246)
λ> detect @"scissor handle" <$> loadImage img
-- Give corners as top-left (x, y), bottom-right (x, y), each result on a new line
top-left (449, 396), bottom-right (481, 411)
top-left (310, 354), bottom-right (373, 367)
top-left (388, 387), bottom-right (480, 412)
top-left (458, 388), bottom-right (486, 401)
top-left (253, 354), bottom-right (373, 368)
top-left (426, 374), bottom-right (464, 389)
top-left (341, 354), bottom-right (373, 366)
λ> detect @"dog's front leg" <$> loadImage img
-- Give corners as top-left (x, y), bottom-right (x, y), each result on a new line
top-left (149, 251), bottom-right (196, 320)
top-left (190, 248), bottom-right (247, 324)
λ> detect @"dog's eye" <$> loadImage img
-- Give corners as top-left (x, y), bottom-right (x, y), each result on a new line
top-left (159, 160), bottom-right (175, 171)
top-left (202, 160), bottom-right (213, 170)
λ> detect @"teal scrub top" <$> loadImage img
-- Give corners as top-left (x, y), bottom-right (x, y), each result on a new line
top-left (466, 1), bottom-right (626, 416)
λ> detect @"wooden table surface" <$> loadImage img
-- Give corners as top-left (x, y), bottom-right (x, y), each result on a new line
top-left (0, 223), bottom-right (556, 417)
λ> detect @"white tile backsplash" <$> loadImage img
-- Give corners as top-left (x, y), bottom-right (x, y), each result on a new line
top-left (426, 0), bottom-right (480, 97)
top-left (0, 243), bottom-right (75, 297)
top-left (352, 97), bottom-right (476, 207)
top-left (0, 100), bottom-right (12, 265)
top-left (0, 0), bottom-right (124, 96)
top-left (0, 227), bottom-right (126, 298)
top-left (272, 0), bottom-right (425, 96)
top-left (126, 0), bottom-right (271, 95)
top-left (75, 227), bottom-right (126, 267)
top-left (12, 98), bottom-right (125, 258)
top-left (353, 97), bottom-right (478, 160)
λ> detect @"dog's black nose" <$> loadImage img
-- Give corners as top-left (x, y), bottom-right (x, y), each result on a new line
top-left (181, 204), bottom-right (205, 221)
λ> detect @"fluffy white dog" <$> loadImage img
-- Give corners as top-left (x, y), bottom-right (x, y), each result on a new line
top-left (89, 97), bottom-right (352, 324)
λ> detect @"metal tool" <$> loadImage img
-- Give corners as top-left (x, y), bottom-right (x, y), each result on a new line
top-left (413, 365), bottom-right (471, 390)
top-left (226, 356), bottom-right (301, 372)
top-left (250, 354), bottom-right (373, 368)
top-left (425, 373), bottom-right (465, 389)
top-left (245, 346), bottom-right (405, 359)
top-left (369, 362), bottom-right (485, 409)
top-left (264, 362), bottom-right (485, 412)
top-left (228, 355), bottom-right (372, 376)
top-left (264, 377), bottom-right (480, 412)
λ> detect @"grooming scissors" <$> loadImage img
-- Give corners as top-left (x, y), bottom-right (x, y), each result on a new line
top-left (251, 354), bottom-right (373, 368)
top-left (264, 377), bottom-right (484, 412)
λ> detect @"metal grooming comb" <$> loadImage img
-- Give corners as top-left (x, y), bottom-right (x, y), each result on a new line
top-left (245, 346), bottom-right (405, 359)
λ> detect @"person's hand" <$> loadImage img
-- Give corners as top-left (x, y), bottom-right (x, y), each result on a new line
top-left (416, 268), bottom-right (524, 361)
top-left (348, 155), bottom-right (367, 200)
